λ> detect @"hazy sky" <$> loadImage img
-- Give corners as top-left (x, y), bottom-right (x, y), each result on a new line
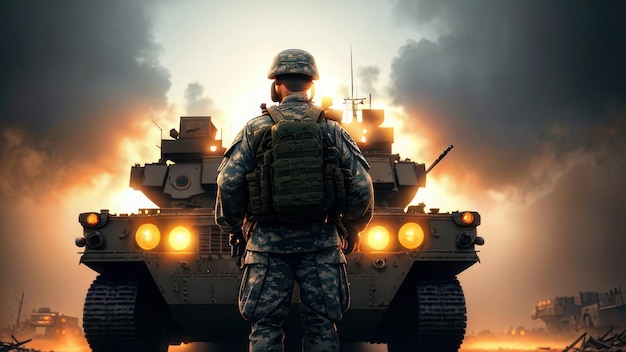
top-left (1, 0), bottom-right (626, 337)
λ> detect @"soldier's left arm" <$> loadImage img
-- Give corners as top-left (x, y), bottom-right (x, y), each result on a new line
top-left (215, 125), bottom-right (254, 234)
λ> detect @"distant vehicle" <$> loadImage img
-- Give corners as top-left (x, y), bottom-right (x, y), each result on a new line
top-left (531, 287), bottom-right (626, 334)
top-left (75, 98), bottom-right (484, 351)
top-left (22, 307), bottom-right (81, 337)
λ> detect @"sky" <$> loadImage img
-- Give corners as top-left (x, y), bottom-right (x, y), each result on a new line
top-left (1, 0), bottom-right (626, 341)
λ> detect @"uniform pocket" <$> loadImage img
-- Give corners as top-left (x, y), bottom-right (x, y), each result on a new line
top-left (238, 251), bottom-right (269, 321)
top-left (316, 249), bottom-right (350, 321)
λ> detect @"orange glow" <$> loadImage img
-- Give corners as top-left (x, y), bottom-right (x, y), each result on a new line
top-left (461, 334), bottom-right (570, 351)
top-left (366, 225), bottom-right (391, 250)
top-left (86, 213), bottom-right (100, 226)
top-left (168, 226), bottom-right (192, 251)
top-left (22, 335), bottom-right (90, 352)
top-left (135, 223), bottom-right (161, 250)
top-left (108, 188), bottom-right (158, 214)
top-left (461, 211), bottom-right (475, 224)
top-left (398, 222), bottom-right (425, 249)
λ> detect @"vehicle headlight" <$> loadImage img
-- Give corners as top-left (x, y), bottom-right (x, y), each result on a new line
top-left (398, 222), bottom-right (425, 250)
top-left (86, 213), bottom-right (100, 227)
top-left (169, 226), bottom-right (192, 251)
top-left (461, 212), bottom-right (474, 224)
top-left (366, 225), bottom-right (391, 250)
top-left (453, 211), bottom-right (481, 226)
top-left (135, 223), bottom-right (161, 250)
top-left (79, 211), bottom-right (109, 228)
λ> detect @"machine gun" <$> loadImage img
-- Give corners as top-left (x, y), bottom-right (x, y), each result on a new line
top-left (425, 145), bottom-right (454, 174)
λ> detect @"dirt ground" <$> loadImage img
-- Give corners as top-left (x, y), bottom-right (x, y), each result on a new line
top-left (15, 334), bottom-right (573, 352)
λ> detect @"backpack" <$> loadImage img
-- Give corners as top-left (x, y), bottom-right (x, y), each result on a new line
top-left (245, 105), bottom-right (346, 225)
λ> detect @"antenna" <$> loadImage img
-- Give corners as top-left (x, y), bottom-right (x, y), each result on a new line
top-left (344, 46), bottom-right (366, 122)
top-left (152, 120), bottom-right (162, 149)
top-left (350, 45), bottom-right (354, 102)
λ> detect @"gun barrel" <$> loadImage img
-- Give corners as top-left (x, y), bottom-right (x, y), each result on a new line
top-left (426, 145), bottom-right (454, 174)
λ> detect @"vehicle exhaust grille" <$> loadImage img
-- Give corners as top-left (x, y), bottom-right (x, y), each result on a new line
top-left (199, 225), bottom-right (229, 255)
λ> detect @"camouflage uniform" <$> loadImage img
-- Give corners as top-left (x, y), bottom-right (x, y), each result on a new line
top-left (216, 50), bottom-right (373, 352)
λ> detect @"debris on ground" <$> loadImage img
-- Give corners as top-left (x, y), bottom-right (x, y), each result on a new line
top-left (563, 327), bottom-right (626, 351)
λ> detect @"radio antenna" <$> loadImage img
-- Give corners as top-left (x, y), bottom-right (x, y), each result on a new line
top-left (152, 120), bottom-right (162, 149)
top-left (344, 45), bottom-right (365, 121)
top-left (350, 45), bottom-right (354, 102)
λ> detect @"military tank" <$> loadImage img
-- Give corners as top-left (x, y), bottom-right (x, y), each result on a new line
top-left (531, 287), bottom-right (626, 335)
top-left (75, 100), bottom-right (484, 351)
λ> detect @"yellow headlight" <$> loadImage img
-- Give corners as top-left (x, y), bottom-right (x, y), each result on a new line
top-left (136, 223), bottom-right (161, 250)
top-left (398, 222), bottom-right (425, 250)
top-left (366, 225), bottom-right (391, 250)
top-left (169, 226), bottom-right (191, 251)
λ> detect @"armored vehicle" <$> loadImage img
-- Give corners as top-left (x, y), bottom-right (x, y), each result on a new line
top-left (531, 287), bottom-right (626, 335)
top-left (75, 101), bottom-right (484, 351)
top-left (24, 307), bottom-right (81, 338)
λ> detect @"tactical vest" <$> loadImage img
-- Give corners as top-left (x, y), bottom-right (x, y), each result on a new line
top-left (245, 106), bottom-right (346, 225)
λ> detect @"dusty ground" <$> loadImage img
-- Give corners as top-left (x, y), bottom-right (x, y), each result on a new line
top-left (19, 335), bottom-right (570, 352)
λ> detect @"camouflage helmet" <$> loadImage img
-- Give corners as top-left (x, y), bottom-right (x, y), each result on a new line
top-left (267, 49), bottom-right (319, 80)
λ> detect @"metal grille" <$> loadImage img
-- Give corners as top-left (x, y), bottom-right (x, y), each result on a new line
top-left (199, 225), bottom-right (229, 255)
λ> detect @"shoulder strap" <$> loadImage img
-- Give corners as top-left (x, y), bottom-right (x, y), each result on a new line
top-left (305, 105), bottom-right (324, 123)
top-left (267, 104), bottom-right (325, 124)
top-left (266, 105), bottom-right (284, 123)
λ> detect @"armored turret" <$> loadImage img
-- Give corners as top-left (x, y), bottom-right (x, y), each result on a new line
top-left (341, 107), bottom-right (426, 209)
top-left (129, 116), bottom-right (226, 208)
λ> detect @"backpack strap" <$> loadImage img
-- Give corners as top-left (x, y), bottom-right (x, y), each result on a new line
top-left (266, 105), bottom-right (284, 123)
top-left (266, 104), bottom-right (325, 123)
top-left (305, 105), bottom-right (325, 122)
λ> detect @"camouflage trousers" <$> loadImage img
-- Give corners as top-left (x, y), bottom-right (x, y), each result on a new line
top-left (238, 248), bottom-right (350, 352)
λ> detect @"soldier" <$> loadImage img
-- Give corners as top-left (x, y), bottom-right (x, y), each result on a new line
top-left (216, 48), bottom-right (373, 352)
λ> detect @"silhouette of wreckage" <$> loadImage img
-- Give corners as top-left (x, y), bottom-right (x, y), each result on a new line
top-left (562, 327), bottom-right (626, 351)
top-left (0, 335), bottom-right (42, 352)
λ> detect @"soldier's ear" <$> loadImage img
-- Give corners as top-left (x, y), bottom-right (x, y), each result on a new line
top-left (271, 81), bottom-right (280, 102)
top-left (308, 82), bottom-right (315, 102)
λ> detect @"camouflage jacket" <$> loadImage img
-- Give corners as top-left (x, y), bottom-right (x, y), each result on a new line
top-left (216, 94), bottom-right (374, 253)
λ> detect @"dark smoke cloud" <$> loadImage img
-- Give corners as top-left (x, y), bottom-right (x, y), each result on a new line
top-left (390, 0), bottom-right (626, 193)
top-left (390, 0), bottom-right (626, 330)
top-left (0, 0), bottom-right (170, 325)
top-left (357, 66), bottom-right (380, 97)
top-left (0, 0), bottom-right (170, 199)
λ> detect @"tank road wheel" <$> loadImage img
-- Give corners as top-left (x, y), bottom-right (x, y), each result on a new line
top-left (83, 275), bottom-right (170, 352)
top-left (387, 278), bottom-right (467, 352)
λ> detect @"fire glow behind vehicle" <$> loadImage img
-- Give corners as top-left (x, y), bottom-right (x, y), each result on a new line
top-left (75, 101), bottom-right (484, 352)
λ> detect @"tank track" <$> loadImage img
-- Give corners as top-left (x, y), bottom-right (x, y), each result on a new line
top-left (83, 275), bottom-right (143, 352)
top-left (414, 278), bottom-right (467, 351)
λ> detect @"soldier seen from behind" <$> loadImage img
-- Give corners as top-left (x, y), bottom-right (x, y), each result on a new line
top-left (215, 48), bottom-right (374, 352)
